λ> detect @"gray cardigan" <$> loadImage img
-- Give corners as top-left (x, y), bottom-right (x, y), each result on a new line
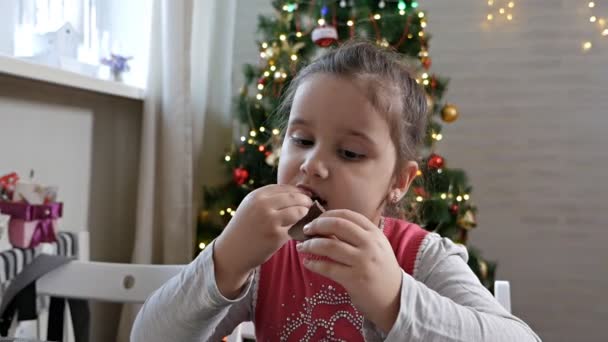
top-left (131, 233), bottom-right (542, 341)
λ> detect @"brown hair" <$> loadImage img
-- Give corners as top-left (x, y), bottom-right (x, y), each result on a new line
top-left (275, 40), bottom-right (428, 217)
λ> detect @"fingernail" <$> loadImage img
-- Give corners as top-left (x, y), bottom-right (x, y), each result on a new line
top-left (296, 242), bottom-right (304, 250)
top-left (303, 224), bottom-right (311, 232)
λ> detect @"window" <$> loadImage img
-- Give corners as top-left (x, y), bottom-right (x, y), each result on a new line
top-left (1, 0), bottom-right (152, 89)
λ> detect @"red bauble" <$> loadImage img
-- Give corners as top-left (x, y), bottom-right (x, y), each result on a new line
top-left (422, 57), bottom-right (432, 70)
top-left (239, 146), bottom-right (245, 153)
top-left (430, 77), bottom-right (438, 89)
top-left (450, 204), bottom-right (459, 215)
top-left (427, 154), bottom-right (445, 169)
top-left (258, 77), bottom-right (266, 85)
top-left (233, 167), bottom-right (249, 185)
top-left (312, 25), bottom-right (338, 47)
top-left (414, 187), bottom-right (427, 197)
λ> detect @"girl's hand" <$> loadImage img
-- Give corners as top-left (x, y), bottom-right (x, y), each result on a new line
top-left (296, 209), bottom-right (402, 333)
top-left (213, 184), bottom-right (312, 299)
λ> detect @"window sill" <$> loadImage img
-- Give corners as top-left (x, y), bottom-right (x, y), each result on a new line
top-left (0, 54), bottom-right (145, 100)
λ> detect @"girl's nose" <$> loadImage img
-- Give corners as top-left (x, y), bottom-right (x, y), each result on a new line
top-left (299, 152), bottom-right (329, 179)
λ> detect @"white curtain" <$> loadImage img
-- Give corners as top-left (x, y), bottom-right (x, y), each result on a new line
top-left (115, 0), bottom-right (237, 341)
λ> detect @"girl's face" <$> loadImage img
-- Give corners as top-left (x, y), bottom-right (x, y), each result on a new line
top-left (278, 73), bottom-right (414, 225)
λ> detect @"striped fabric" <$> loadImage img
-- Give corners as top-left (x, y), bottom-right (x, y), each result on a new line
top-left (0, 232), bottom-right (78, 286)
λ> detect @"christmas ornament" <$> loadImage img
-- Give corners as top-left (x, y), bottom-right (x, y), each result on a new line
top-left (414, 187), bottom-right (427, 197)
top-left (430, 77), bottom-right (437, 89)
top-left (458, 210), bottom-right (477, 230)
top-left (450, 204), bottom-right (459, 215)
top-left (312, 25), bottom-right (338, 47)
top-left (478, 259), bottom-right (488, 279)
top-left (441, 104), bottom-right (460, 123)
top-left (421, 57), bottom-right (432, 70)
top-left (265, 150), bottom-right (279, 166)
top-left (312, 5), bottom-right (337, 47)
top-left (233, 167), bottom-right (250, 185)
top-left (427, 154), bottom-right (445, 169)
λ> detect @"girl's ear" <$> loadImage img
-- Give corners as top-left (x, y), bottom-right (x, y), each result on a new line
top-left (392, 161), bottom-right (419, 201)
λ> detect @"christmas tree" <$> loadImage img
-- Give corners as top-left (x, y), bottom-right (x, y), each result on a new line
top-left (198, 0), bottom-right (496, 290)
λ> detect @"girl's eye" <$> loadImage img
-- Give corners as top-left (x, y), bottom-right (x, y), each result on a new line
top-left (339, 149), bottom-right (365, 161)
top-left (290, 136), bottom-right (314, 146)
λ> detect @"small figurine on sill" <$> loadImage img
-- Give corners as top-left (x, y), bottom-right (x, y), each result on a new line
top-left (101, 53), bottom-right (132, 82)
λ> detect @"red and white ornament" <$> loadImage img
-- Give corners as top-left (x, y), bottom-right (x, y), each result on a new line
top-left (312, 25), bottom-right (338, 47)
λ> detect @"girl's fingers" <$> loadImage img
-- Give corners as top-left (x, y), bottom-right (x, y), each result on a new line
top-left (268, 191), bottom-right (313, 210)
top-left (277, 205), bottom-right (310, 227)
top-left (303, 216), bottom-right (368, 247)
top-left (296, 237), bottom-right (359, 266)
top-left (319, 209), bottom-right (378, 232)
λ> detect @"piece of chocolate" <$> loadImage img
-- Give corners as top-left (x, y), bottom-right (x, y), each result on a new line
top-left (288, 200), bottom-right (325, 241)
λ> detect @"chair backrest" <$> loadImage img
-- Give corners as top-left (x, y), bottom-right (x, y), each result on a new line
top-left (494, 280), bottom-right (512, 313)
top-left (37, 261), bottom-right (185, 303)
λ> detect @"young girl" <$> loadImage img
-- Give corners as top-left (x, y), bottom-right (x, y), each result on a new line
top-left (131, 41), bottom-right (541, 341)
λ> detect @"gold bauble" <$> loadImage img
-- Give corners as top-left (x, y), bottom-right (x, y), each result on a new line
top-left (478, 260), bottom-right (488, 279)
top-left (457, 210), bottom-right (477, 230)
top-left (441, 104), bottom-right (460, 123)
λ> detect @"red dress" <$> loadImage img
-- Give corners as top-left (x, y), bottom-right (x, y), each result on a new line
top-left (254, 217), bottom-right (429, 341)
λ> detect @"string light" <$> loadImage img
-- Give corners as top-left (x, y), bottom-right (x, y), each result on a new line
top-left (240, 136), bottom-right (246, 142)
top-left (259, 126), bottom-right (266, 132)
top-left (199, 242), bottom-right (206, 250)
top-left (220, 210), bottom-right (225, 216)
top-left (440, 193), bottom-right (447, 199)
top-left (296, 31), bottom-right (303, 38)
top-left (374, 14), bottom-right (382, 20)
top-left (256, 94), bottom-right (263, 100)
top-left (224, 155), bottom-right (231, 162)
top-left (263, 71), bottom-right (270, 77)
top-left (318, 18), bottom-right (326, 26)
top-left (456, 195), bottom-right (463, 202)
top-left (398, 1), bottom-right (406, 11)
top-left (279, 34), bottom-right (287, 41)
top-left (585, 0), bottom-right (607, 48)
top-left (486, 1), bottom-right (515, 23)
top-left (291, 54), bottom-right (298, 61)
top-left (416, 196), bottom-right (424, 202)
top-left (250, 130), bottom-right (257, 137)
top-left (262, 42), bottom-right (268, 49)
top-left (272, 128), bottom-right (280, 135)
top-left (583, 41), bottom-right (592, 51)
top-left (347, 20), bottom-right (354, 27)
top-left (418, 12), bottom-right (425, 18)
top-left (464, 194), bottom-right (471, 200)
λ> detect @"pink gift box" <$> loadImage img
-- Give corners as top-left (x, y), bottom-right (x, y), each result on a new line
top-left (0, 202), bottom-right (62, 248)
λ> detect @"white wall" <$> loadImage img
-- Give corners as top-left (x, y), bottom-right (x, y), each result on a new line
top-left (231, 1), bottom-right (608, 341)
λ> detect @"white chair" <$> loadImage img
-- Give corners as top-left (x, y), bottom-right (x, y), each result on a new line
top-left (227, 321), bottom-right (255, 342)
top-left (32, 232), bottom-right (252, 342)
top-left (494, 280), bottom-right (511, 313)
top-left (226, 280), bottom-right (512, 342)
